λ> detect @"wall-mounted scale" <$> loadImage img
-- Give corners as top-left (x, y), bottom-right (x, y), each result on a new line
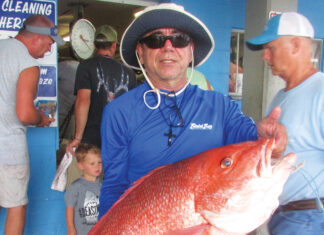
top-left (70, 18), bottom-right (95, 60)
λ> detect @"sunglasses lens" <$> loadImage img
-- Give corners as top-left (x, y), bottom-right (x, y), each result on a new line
top-left (172, 34), bottom-right (191, 48)
top-left (139, 35), bottom-right (163, 48)
top-left (140, 34), bottom-right (191, 49)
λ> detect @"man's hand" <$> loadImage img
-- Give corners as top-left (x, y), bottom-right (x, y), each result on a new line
top-left (257, 106), bottom-right (288, 158)
top-left (66, 138), bottom-right (80, 156)
top-left (37, 110), bottom-right (55, 127)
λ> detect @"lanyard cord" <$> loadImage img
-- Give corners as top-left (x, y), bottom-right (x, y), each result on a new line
top-left (135, 46), bottom-right (194, 109)
top-left (158, 89), bottom-right (186, 146)
top-left (159, 89), bottom-right (186, 127)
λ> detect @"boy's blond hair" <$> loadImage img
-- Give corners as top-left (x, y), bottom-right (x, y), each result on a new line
top-left (75, 143), bottom-right (101, 163)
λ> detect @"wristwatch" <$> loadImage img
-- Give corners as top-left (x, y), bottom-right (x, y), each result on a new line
top-left (70, 19), bottom-right (95, 60)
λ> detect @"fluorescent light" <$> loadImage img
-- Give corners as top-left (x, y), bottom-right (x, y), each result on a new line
top-left (63, 35), bottom-right (70, 42)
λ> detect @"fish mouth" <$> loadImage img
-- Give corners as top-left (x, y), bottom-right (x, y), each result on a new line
top-left (257, 139), bottom-right (296, 177)
top-left (257, 138), bottom-right (275, 177)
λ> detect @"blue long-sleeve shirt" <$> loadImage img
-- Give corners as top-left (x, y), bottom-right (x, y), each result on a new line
top-left (99, 83), bottom-right (257, 217)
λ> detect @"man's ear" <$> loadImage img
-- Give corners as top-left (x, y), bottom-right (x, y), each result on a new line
top-left (290, 37), bottom-right (300, 54)
top-left (136, 43), bottom-right (144, 64)
top-left (113, 41), bottom-right (117, 50)
top-left (31, 34), bottom-right (41, 46)
top-left (111, 41), bottom-right (117, 55)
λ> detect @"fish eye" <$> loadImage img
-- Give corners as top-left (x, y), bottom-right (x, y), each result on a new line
top-left (220, 157), bottom-right (233, 168)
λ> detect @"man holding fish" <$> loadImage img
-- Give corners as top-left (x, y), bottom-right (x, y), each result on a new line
top-left (99, 3), bottom-right (288, 226)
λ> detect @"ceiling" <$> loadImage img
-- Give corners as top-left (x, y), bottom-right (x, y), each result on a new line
top-left (57, 0), bottom-right (158, 59)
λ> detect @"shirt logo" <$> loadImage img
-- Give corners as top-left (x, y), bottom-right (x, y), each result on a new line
top-left (79, 190), bottom-right (99, 225)
top-left (190, 123), bottom-right (213, 130)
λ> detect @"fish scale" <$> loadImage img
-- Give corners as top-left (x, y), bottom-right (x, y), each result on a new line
top-left (99, 160), bottom-right (205, 234)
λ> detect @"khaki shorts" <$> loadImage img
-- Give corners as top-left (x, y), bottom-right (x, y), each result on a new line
top-left (0, 164), bottom-right (29, 208)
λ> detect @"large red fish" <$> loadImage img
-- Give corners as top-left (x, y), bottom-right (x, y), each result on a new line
top-left (90, 139), bottom-right (296, 235)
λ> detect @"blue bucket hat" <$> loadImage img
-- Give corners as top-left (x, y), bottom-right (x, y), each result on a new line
top-left (120, 3), bottom-right (214, 70)
top-left (247, 12), bottom-right (314, 46)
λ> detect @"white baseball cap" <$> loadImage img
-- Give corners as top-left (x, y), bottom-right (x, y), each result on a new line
top-left (247, 12), bottom-right (314, 45)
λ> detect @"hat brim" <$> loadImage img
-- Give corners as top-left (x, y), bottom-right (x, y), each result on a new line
top-left (246, 32), bottom-right (280, 45)
top-left (120, 7), bottom-right (214, 70)
top-left (246, 13), bottom-right (282, 46)
top-left (51, 35), bottom-right (65, 45)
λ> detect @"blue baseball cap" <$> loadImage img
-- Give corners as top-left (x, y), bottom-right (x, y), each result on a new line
top-left (23, 25), bottom-right (65, 45)
top-left (247, 12), bottom-right (314, 46)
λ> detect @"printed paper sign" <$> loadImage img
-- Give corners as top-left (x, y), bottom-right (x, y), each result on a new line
top-left (38, 66), bottom-right (57, 97)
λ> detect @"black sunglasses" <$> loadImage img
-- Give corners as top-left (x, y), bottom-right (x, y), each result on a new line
top-left (139, 33), bottom-right (192, 49)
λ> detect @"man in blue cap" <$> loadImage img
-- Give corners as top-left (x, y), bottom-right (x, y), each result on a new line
top-left (99, 3), bottom-right (289, 222)
top-left (247, 12), bottom-right (324, 235)
top-left (0, 14), bottom-right (63, 235)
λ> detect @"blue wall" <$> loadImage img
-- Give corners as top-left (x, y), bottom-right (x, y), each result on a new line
top-left (298, 0), bottom-right (324, 71)
top-left (230, 0), bottom-right (246, 30)
top-left (173, 0), bottom-right (246, 95)
top-left (174, 0), bottom-right (226, 94)
top-left (298, 0), bottom-right (324, 38)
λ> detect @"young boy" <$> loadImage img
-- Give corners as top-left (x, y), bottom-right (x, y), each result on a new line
top-left (65, 143), bottom-right (102, 235)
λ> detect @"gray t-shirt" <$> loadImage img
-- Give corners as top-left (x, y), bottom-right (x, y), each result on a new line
top-left (65, 177), bottom-right (101, 235)
top-left (0, 38), bottom-right (38, 165)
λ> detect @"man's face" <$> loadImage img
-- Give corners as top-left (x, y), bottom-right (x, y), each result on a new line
top-left (33, 35), bottom-right (54, 59)
top-left (136, 28), bottom-right (193, 87)
top-left (262, 36), bottom-right (294, 79)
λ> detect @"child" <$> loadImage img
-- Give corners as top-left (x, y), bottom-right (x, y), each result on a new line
top-left (65, 143), bottom-right (102, 235)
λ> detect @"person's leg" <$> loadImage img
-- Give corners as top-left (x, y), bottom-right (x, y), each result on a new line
top-left (5, 205), bottom-right (27, 235)
top-left (0, 164), bottom-right (29, 235)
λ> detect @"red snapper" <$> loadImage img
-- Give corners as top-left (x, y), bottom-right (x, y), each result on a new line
top-left (89, 138), bottom-right (296, 235)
